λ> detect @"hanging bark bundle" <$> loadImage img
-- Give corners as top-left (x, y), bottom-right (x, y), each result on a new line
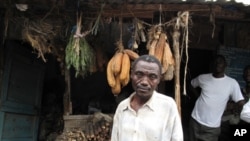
top-left (147, 26), bottom-right (175, 81)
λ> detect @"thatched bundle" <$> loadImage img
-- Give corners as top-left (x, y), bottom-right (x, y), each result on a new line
top-left (22, 18), bottom-right (67, 63)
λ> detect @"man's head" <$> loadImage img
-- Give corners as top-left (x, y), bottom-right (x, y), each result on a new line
top-left (243, 65), bottom-right (250, 83)
top-left (130, 55), bottom-right (162, 100)
top-left (212, 54), bottom-right (227, 75)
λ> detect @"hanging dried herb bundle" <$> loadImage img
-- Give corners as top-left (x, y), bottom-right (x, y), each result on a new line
top-left (65, 12), bottom-right (96, 77)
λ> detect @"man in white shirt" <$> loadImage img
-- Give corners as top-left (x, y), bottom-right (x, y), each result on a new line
top-left (240, 65), bottom-right (250, 123)
top-left (189, 55), bottom-right (245, 141)
top-left (111, 55), bottom-right (183, 141)
top-left (241, 99), bottom-right (250, 123)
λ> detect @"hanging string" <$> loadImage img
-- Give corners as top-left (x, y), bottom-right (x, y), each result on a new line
top-left (159, 4), bottom-right (162, 25)
top-left (119, 16), bottom-right (123, 42)
top-left (119, 5), bottom-right (123, 43)
top-left (116, 6), bottom-right (124, 52)
top-left (77, 0), bottom-right (80, 13)
top-left (127, 6), bottom-right (181, 28)
top-left (91, 3), bottom-right (105, 35)
top-left (210, 5), bottom-right (215, 38)
top-left (182, 11), bottom-right (189, 96)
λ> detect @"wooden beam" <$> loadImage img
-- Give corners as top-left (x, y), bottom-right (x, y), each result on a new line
top-left (125, 4), bottom-right (222, 12)
top-left (97, 4), bottom-right (223, 12)
top-left (88, 4), bottom-right (245, 19)
top-left (101, 10), bottom-right (154, 18)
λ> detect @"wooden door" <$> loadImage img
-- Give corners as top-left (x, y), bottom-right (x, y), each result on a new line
top-left (0, 41), bottom-right (45, 141)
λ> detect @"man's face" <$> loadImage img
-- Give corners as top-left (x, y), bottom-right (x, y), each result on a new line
top-left (244, 68), bottom-right (250, 83)
top-left (213, 57), bottom-right (227, 74)
top-left (130, 60), bottom-right (161, 100)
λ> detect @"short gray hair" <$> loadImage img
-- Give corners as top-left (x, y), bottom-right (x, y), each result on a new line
top-left (131, 54), bottom-right (162, 74)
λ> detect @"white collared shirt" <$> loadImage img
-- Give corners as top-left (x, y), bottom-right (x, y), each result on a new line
top-left (111, 91), bottom-right (183, 141)
top-left (240, 99), bottom-right (250, 123)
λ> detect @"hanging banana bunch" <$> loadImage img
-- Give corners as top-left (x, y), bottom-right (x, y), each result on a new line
top-left (107, 41), bottom-right (139, 96)
top-left (107, 17), bottom-right (139, 95)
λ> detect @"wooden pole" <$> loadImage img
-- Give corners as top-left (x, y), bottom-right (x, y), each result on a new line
top-left (172, 26), bottom-right (181, 117)
top-left (63, 67), bottom-right (72, 115)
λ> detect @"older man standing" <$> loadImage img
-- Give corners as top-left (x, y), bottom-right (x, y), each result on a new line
top-left (111, 55), bottom-right (183, 141)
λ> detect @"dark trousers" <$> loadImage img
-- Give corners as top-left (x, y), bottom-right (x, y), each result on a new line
top-left (189, 117), bottom-right (221, 141)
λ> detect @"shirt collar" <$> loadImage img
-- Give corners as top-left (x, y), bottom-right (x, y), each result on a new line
top-left (121, 91), bottom-right (157, 112)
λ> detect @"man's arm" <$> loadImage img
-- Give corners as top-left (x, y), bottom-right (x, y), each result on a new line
top-left (188, 81), bottom-right (201, 99)
top-left (237, 100), bottom-right (246, 110)
top-left (240, 99), bottom-right (250, 123)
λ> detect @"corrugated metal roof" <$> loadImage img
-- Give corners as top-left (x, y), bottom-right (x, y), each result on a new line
top-left (79, 0), bottom-right (249, 5)
top-left (0, 0), bottom-right (249, 20)
top-left (78, 0), bottom-right (250, 13)
top-left (75, 0), bottom-right (249, 20)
